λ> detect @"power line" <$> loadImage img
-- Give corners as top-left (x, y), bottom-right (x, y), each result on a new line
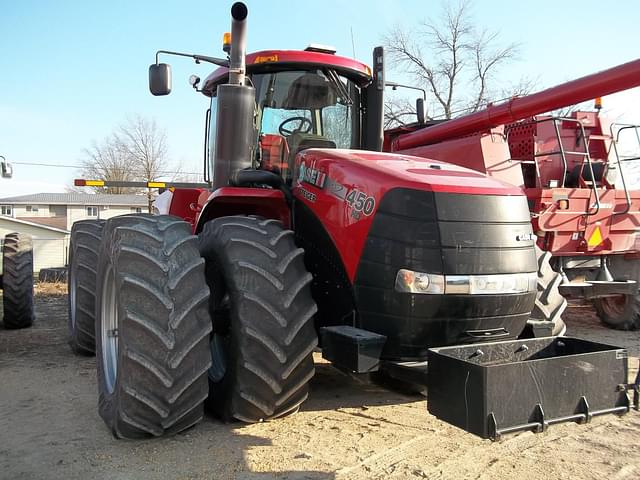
top-left (9, 161), bottom-right (203, 176)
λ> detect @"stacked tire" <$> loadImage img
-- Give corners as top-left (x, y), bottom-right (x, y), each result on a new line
top-left (2, 232), bottom-right (35, 329)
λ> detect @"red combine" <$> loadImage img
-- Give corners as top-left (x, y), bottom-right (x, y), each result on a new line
top-left (70, 3), bottom-right (638, 441)
top-left (385, 62), bottom-right (640, 330)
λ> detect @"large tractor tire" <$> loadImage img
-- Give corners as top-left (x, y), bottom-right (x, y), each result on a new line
top-left (525, 246), bottom-right (567, 337)
top-left (95, 214), bottom-right (211, 439)
top-left (593, 257), bottom-right (640, 330)
top-left (199, 216), bottom-right (318, 423)
top-left (68, 220), bottom-right (105, 355)
top-left (2, 232), bottom-right (35, 329)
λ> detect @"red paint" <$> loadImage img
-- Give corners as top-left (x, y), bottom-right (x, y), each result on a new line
top-left (194, 187), bottom-right (290, 232)
top-left (168, 188), bottom-right (206, 228)
top-left (292, 149), bottom-right (526, 281)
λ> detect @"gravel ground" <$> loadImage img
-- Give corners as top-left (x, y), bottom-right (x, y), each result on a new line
top-left (0, 292), bottom-right (638, 480)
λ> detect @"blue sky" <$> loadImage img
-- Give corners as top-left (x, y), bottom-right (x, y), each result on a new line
top-left (1, 0), bottom-right (639, 196)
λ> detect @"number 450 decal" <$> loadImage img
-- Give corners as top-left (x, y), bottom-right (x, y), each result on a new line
top-left (345, 189), bottom-right (376, 216)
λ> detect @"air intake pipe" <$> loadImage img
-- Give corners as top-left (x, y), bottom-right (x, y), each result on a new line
top-left (212, 2), bottom-right (256, 189)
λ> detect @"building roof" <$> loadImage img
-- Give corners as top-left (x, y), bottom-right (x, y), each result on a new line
top-left (0, 193), bottom-right (148, 206)
top-left (20, 216), bottom-right (68, 230)
top-left (0, 215), bottom-right (69, 234)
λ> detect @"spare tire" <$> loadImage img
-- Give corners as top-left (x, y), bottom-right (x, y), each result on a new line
top-left (2, 232), bottom-right (35, 329)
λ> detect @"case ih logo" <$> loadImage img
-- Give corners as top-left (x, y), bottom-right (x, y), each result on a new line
top-left (298, 163), bottom-right (326, 188)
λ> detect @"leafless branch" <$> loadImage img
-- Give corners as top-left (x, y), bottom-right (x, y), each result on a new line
top-left (384, 0), bottom-right (523, 121)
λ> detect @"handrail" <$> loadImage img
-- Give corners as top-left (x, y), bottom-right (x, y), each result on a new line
top-left (608, 123), bottom-right (640, 215)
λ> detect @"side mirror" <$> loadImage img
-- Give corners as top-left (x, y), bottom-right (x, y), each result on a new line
top-left (149, 63), bottom-right (172, 96)
top-left (416, 98), bottom-right (425, 125)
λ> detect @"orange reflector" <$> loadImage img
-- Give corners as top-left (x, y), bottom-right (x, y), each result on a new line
top-left (587, 226), bottom-right (603, 247)
top-left (557, 199), bottom-right (569, 210)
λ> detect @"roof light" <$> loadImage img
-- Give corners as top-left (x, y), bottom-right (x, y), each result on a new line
top-left (222, 32), bottom-right (231, 54)
top-left (304, 44), bottom-right (337, 54)
top-left (594, 97), bottom-right (602, 111)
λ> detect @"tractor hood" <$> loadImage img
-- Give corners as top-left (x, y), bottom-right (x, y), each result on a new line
top-left (295, 149), bottom-right (524, 196)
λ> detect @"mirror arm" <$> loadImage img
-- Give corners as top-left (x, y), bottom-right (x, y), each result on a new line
top-left (385, 81), bottom-right (427, 101)
top-left (155, 50), bottom-right (229, 68)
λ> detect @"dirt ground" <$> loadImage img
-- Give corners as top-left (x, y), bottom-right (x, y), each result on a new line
top-left (1, 289), bottom-right (639, 480)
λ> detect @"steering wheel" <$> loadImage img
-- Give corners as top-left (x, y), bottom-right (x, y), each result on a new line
top-left (278, 116), bottom-right (312, 136)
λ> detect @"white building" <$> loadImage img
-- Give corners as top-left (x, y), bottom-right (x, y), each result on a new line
top-left (0, 193), bottom-right (148, 271)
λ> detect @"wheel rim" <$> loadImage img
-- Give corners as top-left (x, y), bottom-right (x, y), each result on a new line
top-left (600, 295), bottom-right (627, 319)
top-left (69, 256), bottom-right (77, 330)
top-left (101, 265), bottom-right (118, 394)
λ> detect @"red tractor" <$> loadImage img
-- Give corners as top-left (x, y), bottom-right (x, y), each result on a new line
top-left (384, 61), bottom-right (640, 330)
top-left (69, 3), bottom-right (635, 440)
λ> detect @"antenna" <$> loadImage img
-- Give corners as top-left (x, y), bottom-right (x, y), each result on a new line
top-left (350, 27), bottom-right (356, 58)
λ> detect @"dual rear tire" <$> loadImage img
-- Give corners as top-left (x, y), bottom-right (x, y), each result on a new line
top-left (72, 214), bottom-right (317, 438)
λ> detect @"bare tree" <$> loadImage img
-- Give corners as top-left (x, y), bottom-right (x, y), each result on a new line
top-left (384, 97), bottom-right (418, 129)
top-left (79, 116), bottom-right (178, 209)
top-left (79, 138), bottom-right (137, 195)
top-left (115, 116), bottom-right (172, 210)
top-left (383, 0), bottom-right (521, 125)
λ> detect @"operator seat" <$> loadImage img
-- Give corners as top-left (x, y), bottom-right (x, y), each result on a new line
top-left (282, 72), bottom-right (339, 179)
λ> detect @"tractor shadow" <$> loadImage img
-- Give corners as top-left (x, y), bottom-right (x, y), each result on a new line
top-left (301, 358), bottom-right (425, 413)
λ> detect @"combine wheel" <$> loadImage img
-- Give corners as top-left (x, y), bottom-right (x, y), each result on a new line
top-left (95, 214), bottom-right (211, 439)
top-left (2, 232), bottom-right (35, 329)
top-left (593, 257), bottom-right (640, 330)
top-left (198, 216), bottom-right (318, 422)
top-left (525, 246), bottom-right (567, 337)
top-left (68, 220), bottom-right (105, 355)
top-left (594, 295), bottom-right (640, 330)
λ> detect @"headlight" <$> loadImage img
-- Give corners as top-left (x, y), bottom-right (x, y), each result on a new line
top-left (395, 269), bottom-right (537, 295)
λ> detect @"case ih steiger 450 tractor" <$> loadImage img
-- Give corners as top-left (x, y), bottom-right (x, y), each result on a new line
top-left (70, 3), bottom-right (638, 440)
top-left (384, 61), bottom-right (640, 331)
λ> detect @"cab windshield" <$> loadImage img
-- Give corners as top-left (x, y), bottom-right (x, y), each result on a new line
top-left (252, 69), bottom-right (359, 180)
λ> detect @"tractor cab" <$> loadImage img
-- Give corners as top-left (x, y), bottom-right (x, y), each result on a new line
top-left (201, 48), bottom-right (374, 183)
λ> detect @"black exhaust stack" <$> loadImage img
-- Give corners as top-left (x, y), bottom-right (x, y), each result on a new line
top-left (212, 2), bottom-right (255, 189)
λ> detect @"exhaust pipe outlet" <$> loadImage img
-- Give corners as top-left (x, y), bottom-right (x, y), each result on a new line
top-left (212, 2), bottom-right (255, 189)
top-left (229, 2), bottom-right (248, 85)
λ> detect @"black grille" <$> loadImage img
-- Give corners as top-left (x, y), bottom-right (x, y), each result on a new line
top-left (353, 188), bottom-right (536, 360)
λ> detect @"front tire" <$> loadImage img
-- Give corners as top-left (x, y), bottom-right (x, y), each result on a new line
top-left (95, 214), bottom-right (211, 439)
top-left (68, 220), bottom-right (105, 355)
top-left (2, 232), bottom-right (35, 329)
top-left (525, 246), bottom-right (567, 337)
top-left (199, 216), bottom-right (318, 422)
